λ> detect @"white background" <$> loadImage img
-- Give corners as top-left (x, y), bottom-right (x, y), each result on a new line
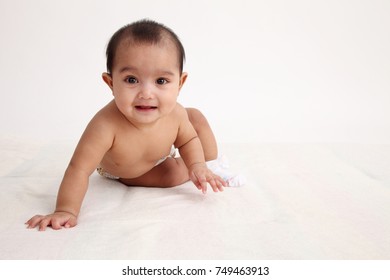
top-left (1, 0), bottom-right (389, 143)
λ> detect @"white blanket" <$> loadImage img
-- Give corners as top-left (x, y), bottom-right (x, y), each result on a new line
top-left (1, 136), bottom-right (390, 259)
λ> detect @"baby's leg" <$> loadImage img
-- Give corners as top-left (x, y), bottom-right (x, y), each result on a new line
top-left (119, 157), bottom-right (189, 187)
top-left (186, 108), bottom-right (218, 161)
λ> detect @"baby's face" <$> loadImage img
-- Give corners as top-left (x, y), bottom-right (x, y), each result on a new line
top-left (106, 40), bottom-right (186, 126)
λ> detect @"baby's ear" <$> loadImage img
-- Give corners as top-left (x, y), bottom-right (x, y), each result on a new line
top-left (179, 72), bottom-right (188, 90)
top-left (102, 73), bottom-right (114, 90)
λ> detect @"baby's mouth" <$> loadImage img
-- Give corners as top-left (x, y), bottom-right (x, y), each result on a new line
top-left (135, 105), bottom-right (157, 110)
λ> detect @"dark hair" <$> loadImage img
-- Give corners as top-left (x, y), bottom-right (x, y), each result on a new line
top-left (105, 19), bottom-right (186, 74)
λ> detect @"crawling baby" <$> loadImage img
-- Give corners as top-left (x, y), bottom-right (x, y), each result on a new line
top-left (26, 19), bottom-right (244, 231)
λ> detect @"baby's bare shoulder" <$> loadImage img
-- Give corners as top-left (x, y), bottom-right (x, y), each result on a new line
top-left (91, 101), bottom-right (121, 124)
top-left (171, 103), bottom-right (188, 120)
top-left (83, 102), bottom-right (121, 138)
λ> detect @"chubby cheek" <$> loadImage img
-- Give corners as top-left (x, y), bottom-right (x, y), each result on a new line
top-left (113, 92), bottom-right (134, 112)
top-left (160, 95), bottom-right (178, 112)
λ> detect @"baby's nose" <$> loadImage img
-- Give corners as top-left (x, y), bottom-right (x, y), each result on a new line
top-left (138, 83), bottom-right (154, 99)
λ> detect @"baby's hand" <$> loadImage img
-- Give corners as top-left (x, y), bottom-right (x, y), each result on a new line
top-left (25, 211), bottom-right (77, 231)
top-left (189, 163), bottom-right (227, 194)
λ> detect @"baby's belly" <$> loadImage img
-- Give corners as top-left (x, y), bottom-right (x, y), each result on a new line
top-left (99, 144), bottom-right (174, 179)
top-left (99, 159), bottom-right (158, 179)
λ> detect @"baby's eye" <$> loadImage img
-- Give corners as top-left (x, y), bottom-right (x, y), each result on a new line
top-left (125, 77), bottom-right (138, 84)
top-left (156, 78), bottom-right (168, 85)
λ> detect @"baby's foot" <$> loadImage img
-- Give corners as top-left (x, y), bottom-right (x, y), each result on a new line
top-left (206, 155), bottom-right (246, 187)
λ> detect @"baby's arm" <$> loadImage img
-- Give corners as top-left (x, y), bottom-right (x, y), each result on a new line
top-left (174, 106), bottom-right (226, 193)
top-left (26, 116), bottom-right (114, 231)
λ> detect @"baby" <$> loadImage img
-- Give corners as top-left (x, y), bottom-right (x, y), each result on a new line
top-left (26, 19), bottom-right (242, 231)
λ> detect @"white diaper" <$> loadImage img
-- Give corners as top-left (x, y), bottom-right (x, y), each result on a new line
top-left (96, 166), bottom-right (120, 180)
top-left (155, 146), bottom-right (177, 166)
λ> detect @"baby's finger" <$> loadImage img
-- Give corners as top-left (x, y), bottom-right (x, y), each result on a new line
top-left (190, 173), bottom-right (203, 191)
top-left (51, 218), bottom-right (63, 230)
top-left (38, 217), bottom-right (51, 231)
top-left (192, 172), bottom-right (207, 194)
top-left (216, 180), bottom-right (225, 192)
top-left (207, 173), bottom-right (226, 192)
top-left (190, 170), bottom-right (209, 194)
top-left (216, 176), bottom-right (227, 191)
top-left (197, 174), bottom-right (208, 194)
top-left (219, 180), bottom-right (226, 191)
top-left (208, 178), bottom-right (220, 192)
top-left (64, 216), bottom-right (77, 228)
top-left (26, 215), bottom-right (43, 229)
top-left (201, 181), bottom-right (207, 194)
top-left (26, 215), bottom-right (41, 225)
top-left (215, 174), bottom-right (227, 187)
